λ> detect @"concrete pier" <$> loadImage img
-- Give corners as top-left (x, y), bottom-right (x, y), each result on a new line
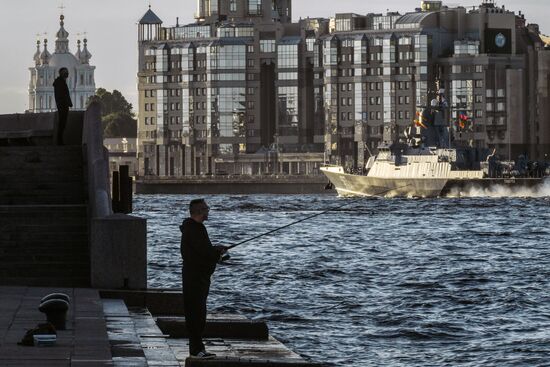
top-left (136, 176), bottom-right (333, 195)
top-left (0, 287), bottom-right (322, 367)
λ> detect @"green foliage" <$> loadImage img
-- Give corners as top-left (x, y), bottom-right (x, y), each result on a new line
top-left (102, 113), bottom-right (137, 138)
top-left (94, 88), bottom-right (137, 138)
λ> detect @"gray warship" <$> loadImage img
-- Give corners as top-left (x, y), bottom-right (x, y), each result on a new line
top-left (321, 94), bottom-right (549, 198)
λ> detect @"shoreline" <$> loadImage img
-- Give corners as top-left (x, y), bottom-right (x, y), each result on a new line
top-left (136, 175), bottom-right (336, 195)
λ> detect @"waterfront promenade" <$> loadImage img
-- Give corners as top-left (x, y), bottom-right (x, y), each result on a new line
top-left (0, 286), bottom-right (110, 366)
top-left (0, 286), bottom-right (320, 366)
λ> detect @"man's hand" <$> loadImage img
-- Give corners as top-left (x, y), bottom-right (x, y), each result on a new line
top-left (215, 246), bottom-right (230, 264)
top-left (215, 245), bottom-right (229, 254)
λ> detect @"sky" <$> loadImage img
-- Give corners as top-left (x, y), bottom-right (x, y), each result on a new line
top-left (0, 0), bottom-right (548, 114)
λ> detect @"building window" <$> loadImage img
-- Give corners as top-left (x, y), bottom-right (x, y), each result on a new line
top-left (278, 44), bottom-right (299, 68)
top-left (260, 40), bottom-right (276, 53)
top-left (248, 0), bottom-right (262, 15)
top-left (475, 65), bottom-right (484, 73)
top-left (230, 0), bottom-right (237, 12)
top-left (475, 110), bottom-right (483, 118)
top-left (278, 86), bottom-right (299, 133)
top-left (475, 80), bottom-right (484, 88)
top-left (306, 38), bottom-right (315, 52)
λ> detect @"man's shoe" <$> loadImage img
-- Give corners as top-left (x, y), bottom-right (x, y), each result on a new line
top-left (191, 350), bottom-right (216, 359)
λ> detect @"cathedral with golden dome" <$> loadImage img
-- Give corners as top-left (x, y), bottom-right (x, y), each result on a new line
top-left (28, 14), bottom-right (96, 112)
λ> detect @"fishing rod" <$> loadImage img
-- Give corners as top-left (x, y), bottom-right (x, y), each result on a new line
top-left (227, 184), bottom-right (410, 250)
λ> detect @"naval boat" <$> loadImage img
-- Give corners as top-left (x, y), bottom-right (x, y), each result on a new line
top-left (321, 100), bottom-right (549, 198)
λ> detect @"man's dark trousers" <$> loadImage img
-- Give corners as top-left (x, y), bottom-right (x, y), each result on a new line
top-left (57, 107), bottom-right (69, 145)
top-left (183, 275), bottom-right (210, 355)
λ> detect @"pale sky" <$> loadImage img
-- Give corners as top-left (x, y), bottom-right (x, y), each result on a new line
top-left (0, 0), bottom-right (548, 114)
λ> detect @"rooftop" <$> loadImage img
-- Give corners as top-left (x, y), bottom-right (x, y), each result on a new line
top-left (139, 7), bottom-right (163, 25)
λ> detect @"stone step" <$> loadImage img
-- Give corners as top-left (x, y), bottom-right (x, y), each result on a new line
top-left (1, 169), bottom-right (83, 182)
top-left (0, 241), bottom-right (88, 256)
top-left (0, 180), bottom-right (84, 190)
top-left (0, 223), bottom-right (88, 233)
top-left (0, 194), bottom-right (86, 205)
top-left (0, 228), bottom-right (88, 242)
top-left (0, 145), bottom-right (83, 155)
top-left (0, 159), bottom-right (84, 170)
top-left (0, 204), bottom-right (87, 220)
top-left (0, 251), bottom-right (89, 270)
top-left (0, 263), bottom-right (90, 279)
top-left (184, 360), bottom-right (323, 367)
top-left (157, 317), bottom-right (269, 340)
top-left (0, 191), bottom-right (86, 205)
top-left (0, 146), bottom-right (83, 165)
top-left (0, 276), bottom-right (90, 287)
top-left (0, 239), bottom-right (88, 249)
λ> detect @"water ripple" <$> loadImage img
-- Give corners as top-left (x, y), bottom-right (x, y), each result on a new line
top-left (135, 194), bottom-right (550, 366)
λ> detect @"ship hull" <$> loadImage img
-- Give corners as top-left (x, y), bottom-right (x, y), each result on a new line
top-left (321, 168), bottom-right (448, 198)
top-left (321, 168), bottom-right (548, 198)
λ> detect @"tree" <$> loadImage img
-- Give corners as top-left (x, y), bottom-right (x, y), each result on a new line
top-left (93, 88), bottom-right (137, 138)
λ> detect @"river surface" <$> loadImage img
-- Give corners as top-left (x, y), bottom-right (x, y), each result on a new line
top-left (134, 187), bottom-right (550, 366)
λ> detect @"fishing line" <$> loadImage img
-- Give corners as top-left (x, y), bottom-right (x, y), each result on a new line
top-left (227, 185), bottom-right (411, 250)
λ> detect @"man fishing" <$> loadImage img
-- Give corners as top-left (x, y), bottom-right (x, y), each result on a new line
top-left (180, 199), bottom-right (228, 359)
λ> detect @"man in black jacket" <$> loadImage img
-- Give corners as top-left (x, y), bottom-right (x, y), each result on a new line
top-left (53, 67), bottom-right (73, 145)
top-left (180, 199), bottom-right (227, 358)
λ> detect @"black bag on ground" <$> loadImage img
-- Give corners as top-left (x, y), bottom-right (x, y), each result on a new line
top-left (17, 322), bottom-right (57, 346)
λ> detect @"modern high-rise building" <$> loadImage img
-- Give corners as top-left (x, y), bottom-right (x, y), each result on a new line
top-left (136, 0), bottom-right (550, 178)
top-left (28, 14), bottom-right (96, 113)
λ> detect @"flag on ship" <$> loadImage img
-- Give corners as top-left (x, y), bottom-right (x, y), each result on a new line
top-left (414, 111), bottom-right (427, 129)
top-left (457, 113), bottom-right (471, 129)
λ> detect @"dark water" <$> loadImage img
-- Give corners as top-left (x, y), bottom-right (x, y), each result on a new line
top-left (134, 193), bottom-right (550, 366)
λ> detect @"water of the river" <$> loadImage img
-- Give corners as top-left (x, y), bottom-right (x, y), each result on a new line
top-left (134, 185), bottom-right (550, 366)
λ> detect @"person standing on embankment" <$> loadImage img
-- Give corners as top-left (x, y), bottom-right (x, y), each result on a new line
top-left (53, 67), bottom-right (72, 145)
top-left (180, 199), bottom-right (228, 359)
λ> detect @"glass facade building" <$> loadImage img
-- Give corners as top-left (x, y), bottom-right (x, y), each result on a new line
top-left (137, 0), bottom-right (550, 177)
